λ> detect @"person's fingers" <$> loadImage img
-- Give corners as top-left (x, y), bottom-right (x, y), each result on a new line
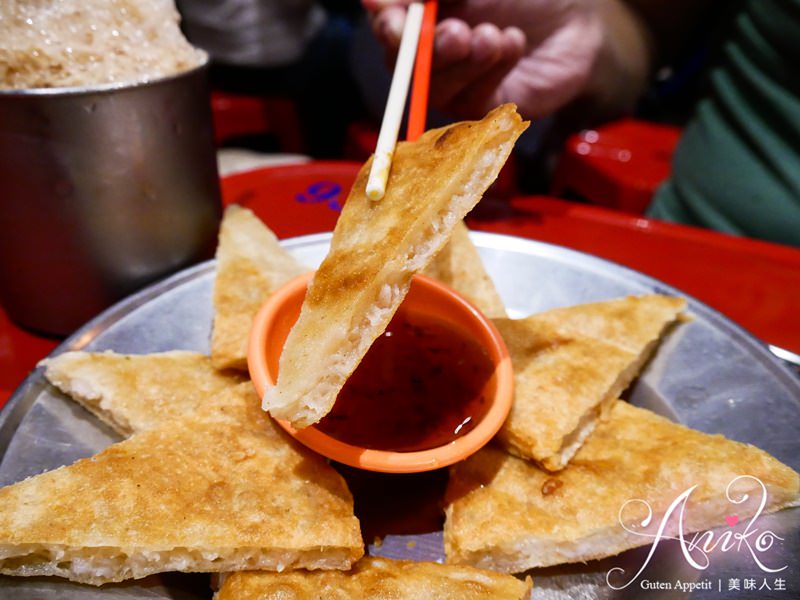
top-left (502, 25), bottom-right (527, 58)
top-left (432, 18), bottom-right (471, 67)
top-left (428, 22), bottom-right (507, 109)
top-left (448, 26), bottom-right (526, 117)
top-left (369, 3), bottom-right (529, 117)
top-left (370, 5), bottom-right (408, 49)
top-left (436, 0), bottom-right (528, 30)
top-left (364, 0), bottom-right (462, 8)
top-left (372, 11), bottom-right (472, 80)
top-left (362, 0), bottom-right (414, 11)
top-left (372, 8), bottom-right (473, 59)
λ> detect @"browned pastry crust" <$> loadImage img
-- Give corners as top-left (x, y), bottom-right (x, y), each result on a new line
top-left (424, 221), bottom-right (507, 318)
top-left (0, 410), bottom-right (363, 584)
top-left (445, 401), bottom-right (800, 573)
top-left (40, 350), bottom-right (246, 435)
top-left (264, 104), bottom-right (528, 428)
top-left (216, 557), bottom-right (531, 599)
top-left (211, 205), bottom-right (306, 371)
top-left (495, 295), bottom-right (686, 470)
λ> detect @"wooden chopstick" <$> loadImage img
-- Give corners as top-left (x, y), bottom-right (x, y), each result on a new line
top-left (366, 2), bottom-right (426, 201)
top-left (407, 0), bottom-right (438, 142)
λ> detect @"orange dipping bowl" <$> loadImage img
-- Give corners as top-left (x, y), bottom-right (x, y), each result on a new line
top-left (248, 272), bottom-right (513, 474)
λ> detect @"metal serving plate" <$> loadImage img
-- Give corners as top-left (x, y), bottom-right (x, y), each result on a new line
top-left (0, 232), bottom-right (798, 599)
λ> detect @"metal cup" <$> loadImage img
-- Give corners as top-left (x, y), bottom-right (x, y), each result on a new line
top-left (0, 62), bottom-right (222, 336)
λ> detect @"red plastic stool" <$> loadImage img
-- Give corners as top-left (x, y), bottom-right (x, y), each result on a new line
top-left (211, 92), bottom-right (305, 154)
top-left (550, 119), bottom-right (682, 214)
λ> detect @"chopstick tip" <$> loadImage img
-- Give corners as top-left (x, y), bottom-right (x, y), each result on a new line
top-left (366, 151), bottom-right (393, 201)
top-left (366, 185), bottom-right (385, 202)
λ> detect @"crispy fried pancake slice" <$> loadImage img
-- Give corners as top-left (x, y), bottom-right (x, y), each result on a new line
top-left (495, 295), bottom-right (686, 470)
top-left (0, 417), bottom-right (363, 585)
top-left (526, 295), bottom-right (688, 353)
top-left (445, 401), bottom-right (800, 573)
top-left (217, 557), bottom-right (531, 599)
top-left (40, 350), bottom-right (246, 435)
top-left (264, 105), bottom-right (527, 427)
top-left (424, 221), bottom-right (507, 318)
top-left (212, 204), bottom-right (307, 371)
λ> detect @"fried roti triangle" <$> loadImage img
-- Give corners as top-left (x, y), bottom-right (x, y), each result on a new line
top-left (424, 221), bottom-right (507, 318)
top-left (444, 401), bottom-right (800, 573)
top-left (494, 294), bottom-right (686, 470)
top-left (40, 350), bottom-right (247, 435)
top-left (0, 416), bottom-right (363, 585)
top-left (212, 204), bottom-right (307, 371)
top-left (523, 294), bottom-right (689, 354)
top-left (218, 557), bottom-right (531, 599)
top-left (264, 105), bottom-right (527, 427)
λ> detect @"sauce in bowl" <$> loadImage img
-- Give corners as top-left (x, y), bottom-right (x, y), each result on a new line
top-left (317, 307), bottom-right (495, 452)
top-left (248, 271), bottom-right (513, 473)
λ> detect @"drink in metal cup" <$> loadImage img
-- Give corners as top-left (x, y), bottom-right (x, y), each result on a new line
top-left (0, 61), bottom-right (222, 335)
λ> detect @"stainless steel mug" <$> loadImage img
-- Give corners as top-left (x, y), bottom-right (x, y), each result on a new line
top-left (0, 63), bottom-right (222, 335)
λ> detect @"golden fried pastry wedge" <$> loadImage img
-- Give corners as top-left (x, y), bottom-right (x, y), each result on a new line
top-left (445, 401), bottom-right (800, 573)
top-left (40, 350), bottom-right (246, 435)
top-left (212, 204), bottom-right (306, 371)
top-left (216, 557), bottom-right (531, 599)
top-left (424, 221), bottom-right (507, 318)
top-left (495, 294), bottom-right (686, 470)
top-left (0, 417), bottom-right (363, 585)
top-left (524, 294), bottom-right (689, 353)
top-left (264, 104), bottom-right (527, 428)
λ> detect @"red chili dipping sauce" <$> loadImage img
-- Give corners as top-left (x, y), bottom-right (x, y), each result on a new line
top-left (316, 308), bottom-right (496, 452)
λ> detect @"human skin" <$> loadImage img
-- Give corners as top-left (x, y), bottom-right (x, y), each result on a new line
top-left (363, 0), bottom-right (712, 121)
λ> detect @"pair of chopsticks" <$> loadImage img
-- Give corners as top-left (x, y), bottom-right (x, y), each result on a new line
top-left (366, 0), bottom-right (438, 201)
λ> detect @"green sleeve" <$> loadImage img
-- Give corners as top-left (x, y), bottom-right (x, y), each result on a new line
top-left (648, 0), bottom-right (800, 247)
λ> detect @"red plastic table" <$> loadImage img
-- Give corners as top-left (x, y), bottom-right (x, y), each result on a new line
top-left (2, 161), bottom-right (798, 407)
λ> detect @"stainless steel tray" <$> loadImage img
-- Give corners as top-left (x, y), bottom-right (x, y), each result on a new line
top-left (1, 232), bottom-right (798, 599)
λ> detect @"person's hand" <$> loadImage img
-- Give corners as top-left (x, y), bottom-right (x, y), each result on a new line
top-left (363, 0), bottom-right (605, 120)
